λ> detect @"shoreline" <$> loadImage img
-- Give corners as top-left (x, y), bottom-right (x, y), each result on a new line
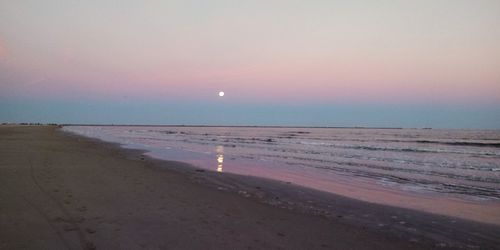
top-left (143, 145), bottom-right (500, 226)
top-left (63, 125), bottom-right (500, 226)
top-left (1, 126), bottom-right (499, 249)
top-left (60, 124), bottom-right (406, 130)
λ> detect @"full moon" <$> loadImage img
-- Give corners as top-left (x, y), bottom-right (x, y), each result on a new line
top-left (218, 91), bottom-right (225, 97)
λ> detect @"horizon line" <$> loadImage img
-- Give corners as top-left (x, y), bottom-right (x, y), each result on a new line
top-left (5, 122), bottom-right (500, 130)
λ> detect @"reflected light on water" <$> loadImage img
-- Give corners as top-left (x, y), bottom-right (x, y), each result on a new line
top-left (216, 145), bottom-right (224, 172)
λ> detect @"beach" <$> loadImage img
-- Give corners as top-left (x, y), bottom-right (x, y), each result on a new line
top-left (62, 125), bottom-right (500, 225)
top-left (1, 126), bottom-right (499, 249)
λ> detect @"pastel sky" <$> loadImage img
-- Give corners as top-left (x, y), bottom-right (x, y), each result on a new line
top-left (1, 0), bottom-right (499, 128)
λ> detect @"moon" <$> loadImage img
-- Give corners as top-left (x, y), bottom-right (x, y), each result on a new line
top-left (218, 91), bottom-right (225, 97)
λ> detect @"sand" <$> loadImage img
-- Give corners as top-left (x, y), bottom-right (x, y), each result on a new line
top-left (1, 126), bottom-right (499, 249)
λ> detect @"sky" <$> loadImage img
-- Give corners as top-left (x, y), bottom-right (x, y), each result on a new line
top-left (1, 0), bottom-right (499, 128)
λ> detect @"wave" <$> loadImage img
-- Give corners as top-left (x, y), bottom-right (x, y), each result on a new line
top-left (64, 126), bottom-right (500, 200)
top-left (415, 140), bottom-right (500, 148)
top-left (321, 144), bottom-right (500, 157)
top-left (258, 153), bottom-right (500, 184)
top-left (284, 161), bottom-right (500, 199)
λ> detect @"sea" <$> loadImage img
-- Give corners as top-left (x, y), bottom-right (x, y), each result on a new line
top-left (62, 126), bottom-right (500, 202)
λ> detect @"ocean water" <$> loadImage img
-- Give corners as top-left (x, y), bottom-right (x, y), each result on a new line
top-left (63, 126), bottom-right (500, 201)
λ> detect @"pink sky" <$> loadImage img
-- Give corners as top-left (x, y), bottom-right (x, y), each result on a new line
top-left (1, 1), bottom-right (499, 114)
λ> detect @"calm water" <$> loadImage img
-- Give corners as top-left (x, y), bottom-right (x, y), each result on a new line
top-left (63, 126), bottom-right (500, 201)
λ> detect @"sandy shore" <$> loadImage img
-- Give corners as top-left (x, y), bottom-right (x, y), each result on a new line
top-left (1, 126), bottom-right (499, 249)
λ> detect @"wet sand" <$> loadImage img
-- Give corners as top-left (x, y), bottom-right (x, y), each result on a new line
top-left (1, 126), bottom-right (499, 249)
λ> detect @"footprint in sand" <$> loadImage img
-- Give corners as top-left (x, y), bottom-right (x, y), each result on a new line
top-left (85, 241), bottom-right (96, 250)
top-left (63, 224), bottom-right (77, 231)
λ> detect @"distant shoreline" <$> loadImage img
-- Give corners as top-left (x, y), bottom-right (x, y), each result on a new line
top-left (6, 122), bottom-right (500, 130)
top-left (3, 122), bottom-right (410, 130)
top-left (61, 124), bottom-right (408, 129)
